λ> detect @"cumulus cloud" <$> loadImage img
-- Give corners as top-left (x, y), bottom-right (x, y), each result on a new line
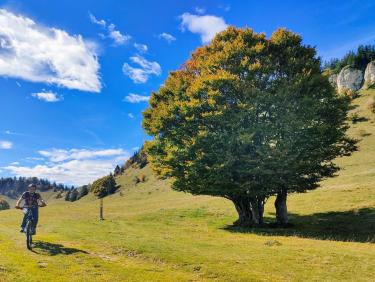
top-left (158, 32), bottom-right (176, 43)
top-left (0, 9), bottom-right (101, 92)
top-left (4, 148), bottom-right (130, 186)
top-left (108, 23), bottom-right (131, 45)
top-left (124, 93), bottom-right (150, 103)
top-left (134, 43), bottom-right (148, 53)
top-left (32, 90), bottom-right (62, 102)
top-left (180, 13), bottom-right (228, 43)
top-left (0, 140), bottom-right (12, 149)
top-left (122, 55), bottom-right (161, 83)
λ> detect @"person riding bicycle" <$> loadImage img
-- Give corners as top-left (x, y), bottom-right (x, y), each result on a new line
top-left (15, 184), bottom-right (47, 235)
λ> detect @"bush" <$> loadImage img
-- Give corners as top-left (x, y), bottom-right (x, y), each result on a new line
top-left (77, 185), bottom-right (89, 200)
top-left (133, 176), bottom-right (141, 184)
top-left (55, 191), bottom-right (63, 199)
top-left (90, 174), bottom-right (118, 198)
top-left (140, 174), bottom-right (147, 182)
top-left (64, 191), bottom-right (71, 201)
top-left (68, 189), bottom-right (79, 202)
top-left (0, 198), bottom-right (10, 210)
top-left (366, 97), bottom-right (375, 114)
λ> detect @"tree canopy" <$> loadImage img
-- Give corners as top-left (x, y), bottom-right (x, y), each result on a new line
top-left (90, 174), bottom-right (118, 198)
top-left (143, 27), bottom-right (356, 226)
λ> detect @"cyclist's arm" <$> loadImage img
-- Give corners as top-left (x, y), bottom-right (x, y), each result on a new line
top-left (15, 195), bottom-right (24, 208)
top-left (38, 196), bottom-right (47, 207)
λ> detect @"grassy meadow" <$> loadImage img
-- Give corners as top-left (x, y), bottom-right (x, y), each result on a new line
top-left (0, 90), bottom-right (375, 281)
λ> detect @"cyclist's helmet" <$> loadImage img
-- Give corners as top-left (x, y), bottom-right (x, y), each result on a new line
top-left (28, 184), bottom-right (37, 189)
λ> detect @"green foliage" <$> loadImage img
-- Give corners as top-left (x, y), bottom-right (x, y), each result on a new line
top-left (77, 185), bottom-right (89, 200)
top-left (124, 147), bottom-right (148, 170)
top-left (142, 27), bottom-right (357, 225)
top-left (90, 174), bottom-right (118, 198)
top-left (114, 165), bottom-right (123, 176)
top-left (323, 45), bottom-right (375, 73)
top-left (0, 198), bottom-right (10, 210)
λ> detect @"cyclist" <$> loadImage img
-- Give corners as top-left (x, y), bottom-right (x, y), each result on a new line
top-left (15, 184), bottom-right (47, 234)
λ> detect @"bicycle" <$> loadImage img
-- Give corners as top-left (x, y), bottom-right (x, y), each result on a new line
top-left (16, 205), bottom-right (43, 250)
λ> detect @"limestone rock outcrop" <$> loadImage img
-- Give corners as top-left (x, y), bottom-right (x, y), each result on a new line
top-left (337, 66), bottom-right (363, 94)
top-left (363, 61), bottom-right (375, 89)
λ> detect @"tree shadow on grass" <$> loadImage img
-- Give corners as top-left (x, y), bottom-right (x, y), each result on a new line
top-left (223, 208), bottom-right (375, 243)
top-left (32, 241), bottom-right (89, 256)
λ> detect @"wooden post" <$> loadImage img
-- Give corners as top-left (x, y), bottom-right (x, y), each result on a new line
top-left (99, 197), bottom-right (104, 220)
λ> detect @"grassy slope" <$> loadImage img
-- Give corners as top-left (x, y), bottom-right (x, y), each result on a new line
top-left (0, 90), bottom-right (375, 281)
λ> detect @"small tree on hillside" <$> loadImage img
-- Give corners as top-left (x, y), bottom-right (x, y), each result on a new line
top-left (0, 198), bottom-right (10, 210)
top-left (143, 27), bottom-right (356, 227)
top-left (90, 174), bottom-right (118, 198)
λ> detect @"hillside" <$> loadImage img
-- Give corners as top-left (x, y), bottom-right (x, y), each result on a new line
top-left (0, 90), bottom-right (374, 281)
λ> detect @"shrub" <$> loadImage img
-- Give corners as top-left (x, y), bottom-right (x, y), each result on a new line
top-left (0, 198), bottom-right (10, 210)
top-left (55, 191), bottom-right (63, 199)
top-left (348, 111), bottom-right (366, 123)
top-left (133, 176), bottom-right (141, 184)
top-left (140, 174), bottom-right (147, 182)
top-left (366, 97), bottom-right (375, 114)
top-left (359, 129), bottom-right (371, 137)
top-left (91, 174), bottom-right (118, 198)
top-left (77, 185), bottom-right (89, 200)
top-left (64, 191), bottom-right (71, 201)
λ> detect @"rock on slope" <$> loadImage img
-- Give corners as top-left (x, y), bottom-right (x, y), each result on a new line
top-left (337, 65), bottom-right (363, 94)
top-left (363, 61), bottom-right (375, 89)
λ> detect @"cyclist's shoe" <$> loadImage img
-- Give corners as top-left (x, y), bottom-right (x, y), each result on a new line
top-left (20, 228), bottom-right (25, 233)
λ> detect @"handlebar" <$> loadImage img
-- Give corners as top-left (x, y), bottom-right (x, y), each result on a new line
top-left (15, 204), bottom-right (46, 209)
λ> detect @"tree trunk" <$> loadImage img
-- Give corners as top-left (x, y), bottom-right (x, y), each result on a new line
top-left (250, 197), bottom-right (265, 225)
top-left (232, 197), bottom-right (253, 227)
top-left (275, 189), bottom-right (288, 226)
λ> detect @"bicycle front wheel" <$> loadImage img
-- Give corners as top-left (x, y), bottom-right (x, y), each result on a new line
top-left (26, 221), bottom-right (33, 250)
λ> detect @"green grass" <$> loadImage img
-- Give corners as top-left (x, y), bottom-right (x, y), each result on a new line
top-left (1, 90), bottom-right (375, 281)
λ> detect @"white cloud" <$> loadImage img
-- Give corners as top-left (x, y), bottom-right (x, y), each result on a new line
top-left (180, 13), bottom-right (228, 43)
top-left (38, 148), bottom-right (127, 162)
top-left (88, 13), bottom-right (131, 46)
top-left (0, 140), bottom-right (12, 149)
top-left (108, 23), bottom-right (131, 46)
top-left (32, 90), bottom-right (62, 102)
top-left (0, 9), bottom-right (101, 92)
top-left (219, 4), bottom-right (231, 12)
top-left (158, 32), bottom-right (176, 43)
top-left (128, 113), bottom-right (134, 118)
top-left (11, 161), bottom-right (19, 165)
top-left (122, 55), bottom-right (161, 83)
top-left (89, 13), bottom-right (106, 27)
top-left (134, 43), bottom-right (148, 53)
top-left (195, 7), bottom-right (206, 14)
top-left (4, 148), bottom-right (130, 186)
top-left (124, 93), bottom-right (150, 103)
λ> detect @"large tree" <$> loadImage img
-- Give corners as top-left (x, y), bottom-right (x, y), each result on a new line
top-left (142, 27), bottom-right (356, 227)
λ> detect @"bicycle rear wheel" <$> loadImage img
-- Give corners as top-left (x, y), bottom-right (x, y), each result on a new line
top-left (26, 221), bottom-right (33, 250)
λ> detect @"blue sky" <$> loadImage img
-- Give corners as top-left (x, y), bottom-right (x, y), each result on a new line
top-left (0, 0), bottom-right (374, 185)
